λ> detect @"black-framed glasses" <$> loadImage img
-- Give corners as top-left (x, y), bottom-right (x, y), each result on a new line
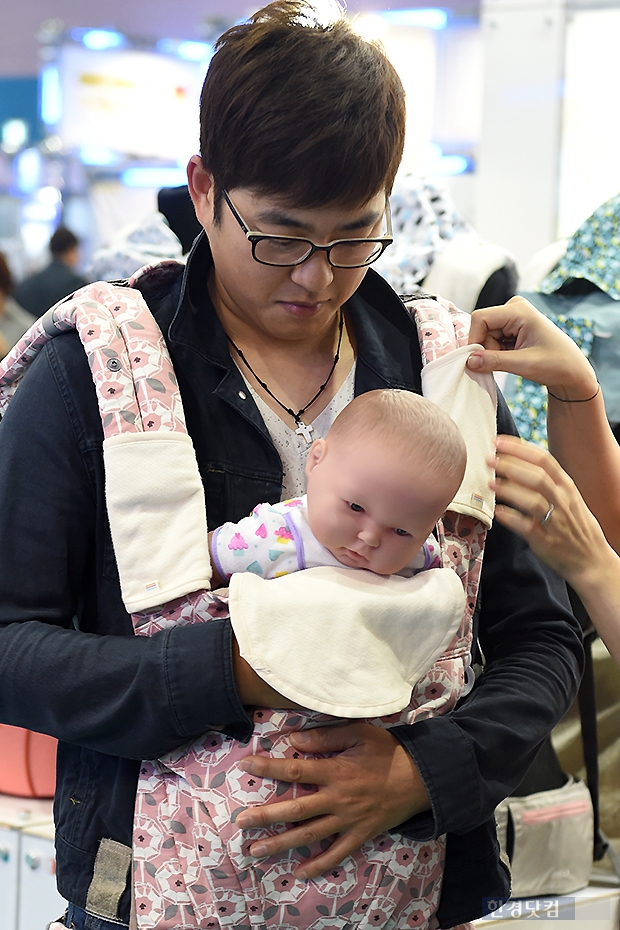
top-left (222, 189), bottom-right (393, 268)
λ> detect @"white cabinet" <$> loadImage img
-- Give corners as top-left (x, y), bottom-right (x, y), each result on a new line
top-left (0, 824), bottom-right (20, 930)
top-left (18, 822), bottom-right (67, 930)
top-left (0, 795), bottom-right (57, 930)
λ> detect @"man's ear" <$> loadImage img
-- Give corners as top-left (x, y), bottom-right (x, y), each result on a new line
top-left (187, 156), bottom-right (215, 229)
top-left (305, 438), bottom-right (327, 477)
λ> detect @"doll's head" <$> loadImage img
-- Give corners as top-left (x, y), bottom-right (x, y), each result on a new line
top-left (305, 389), bottom-right (466, 574)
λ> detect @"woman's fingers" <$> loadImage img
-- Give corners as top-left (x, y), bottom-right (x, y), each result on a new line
top-left (491, 435), bottom-right (608, 583)
top-left (491, 437), bottom-right (566, 515)
top-left (466, 298), bottom-right (597, 395)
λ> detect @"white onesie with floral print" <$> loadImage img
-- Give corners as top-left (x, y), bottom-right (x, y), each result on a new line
top-left (211, 495), bottom-right (439, 581)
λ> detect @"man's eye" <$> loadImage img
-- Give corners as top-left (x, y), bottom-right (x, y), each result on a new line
top-left (394, 528), bottom-right (410, 536)
top-left (349, 502), bottom-right (364, 512)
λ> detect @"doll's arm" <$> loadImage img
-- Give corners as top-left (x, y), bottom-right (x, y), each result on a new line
top-left (207, 530), bottom-right (227, 588)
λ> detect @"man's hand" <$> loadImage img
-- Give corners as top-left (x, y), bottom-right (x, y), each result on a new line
top-left (235, 721), bottom-right (430, 878)
top-left (232, 636), bottom-right (303, 709)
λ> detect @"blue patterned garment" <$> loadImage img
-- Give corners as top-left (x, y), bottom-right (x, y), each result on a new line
top-left (540, 192), bottom-right (620, 299)
top-left (506, 314), bottom-right (595, 447)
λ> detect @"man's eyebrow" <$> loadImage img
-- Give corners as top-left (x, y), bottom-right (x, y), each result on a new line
top-left (253, 208), bottom-right (382, 234)
top-left (340, 210), bottom-right (382, 232)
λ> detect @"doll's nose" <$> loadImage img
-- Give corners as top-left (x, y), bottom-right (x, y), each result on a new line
top-left (358, 527), bottom-right (381, 548)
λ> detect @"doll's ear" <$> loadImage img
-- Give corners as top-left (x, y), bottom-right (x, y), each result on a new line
top-left (305, 438), bottom-right (327, 477)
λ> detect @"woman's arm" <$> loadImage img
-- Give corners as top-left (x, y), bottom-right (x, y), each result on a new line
top-left (467, 296), bottom-right (620, 551)
top-left (492, 434), bottom-right (620, 664)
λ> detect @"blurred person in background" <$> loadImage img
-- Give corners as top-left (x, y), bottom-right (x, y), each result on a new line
top-left (0, 251), bottom-right (35, 359)
top-left (14, 226), bottom-right (88, 318)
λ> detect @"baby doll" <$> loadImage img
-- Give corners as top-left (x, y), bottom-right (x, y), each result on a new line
top-left (133, 389), bottom-right (470, 930)
top-left (210, 388), bottom-right (465, 583)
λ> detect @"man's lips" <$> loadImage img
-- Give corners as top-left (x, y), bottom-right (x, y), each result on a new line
top-left (278, 300), bottom-right (325, 316)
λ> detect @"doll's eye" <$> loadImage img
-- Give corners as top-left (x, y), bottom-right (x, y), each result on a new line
top-left (394, 527), bottom-right (410, 536)
top-left (349, 502), bottom-right (364, 512)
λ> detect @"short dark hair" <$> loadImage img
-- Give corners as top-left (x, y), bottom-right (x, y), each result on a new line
top-left (200, 0), bottom-right (406, 220)
top-left (50, 227), bottom-right (79, 257)
top-left (0, 252), bottom-right (12, 296)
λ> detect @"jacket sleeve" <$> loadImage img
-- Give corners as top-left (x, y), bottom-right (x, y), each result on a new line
top-left (0, 335), bottom-right (252, 758)
top-left (391, 393), bottom-right (584, 838)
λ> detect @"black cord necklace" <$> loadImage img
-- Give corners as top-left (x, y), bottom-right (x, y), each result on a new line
top-left (227, 309), bottom-right (345, 443)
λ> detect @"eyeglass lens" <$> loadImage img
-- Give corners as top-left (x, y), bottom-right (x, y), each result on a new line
top-left (253, 237), bottom-right (384, 267)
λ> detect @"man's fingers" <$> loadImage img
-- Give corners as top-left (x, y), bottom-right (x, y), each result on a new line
top-left (239, 753), bottom-right (332, 787)
top-left (293, 830), bottom-right (369, 880)
top-left (289, 723), bottom-right (366, 753)
top-left (236, 792), bottom-right (329, 830)
top-left (246, 815), bottom-right (341, 861)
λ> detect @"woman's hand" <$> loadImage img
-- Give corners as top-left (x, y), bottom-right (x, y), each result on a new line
top-left (466, 297), bottom-right (598, 400)
top-left (491, 434), bottom-right (608, 583)
top-left (234, 721), bottom-right (430, 878)
top-left (492, 434), bottom-right (620, 665)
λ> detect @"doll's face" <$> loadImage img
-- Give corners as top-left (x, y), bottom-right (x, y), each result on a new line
top-left (305, 433), bottom-right (459, 575)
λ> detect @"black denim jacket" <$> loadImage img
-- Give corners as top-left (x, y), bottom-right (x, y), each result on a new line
top-left (0, 234), bottom-right (583, 925)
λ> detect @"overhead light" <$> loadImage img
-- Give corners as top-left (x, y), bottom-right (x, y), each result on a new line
top-left (121, 167), bottom-right (188, 188)
top-left (40, 64), bottom-right (62, 126)
top-left (437, 154), bottom-right (471, 175)
top-left (156, 38), bottom-right (213, 61)
top-left (36, 186), bottom-right (62, 206)
top-left (72, 29), bottom-right (126, 51)
top-left (425, 143), bottom-right (473, 175)
top-left (15, 148), bottom-right (43, 194)
top-left (381, 9), bottom-right (449, 30)
top-left (352, 14), bottom-right (390, 41)
top-left (79, 144), bottom-right (121, 166)
top-left (1, 119), bottom-right (29, 153)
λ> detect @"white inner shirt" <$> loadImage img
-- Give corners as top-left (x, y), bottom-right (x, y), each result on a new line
top-left (240, 362), bottom-right (357, 500)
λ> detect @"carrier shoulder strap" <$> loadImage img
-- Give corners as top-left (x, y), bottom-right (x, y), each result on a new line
top-left (0, 262), bottom-right (186, 436)
top-left (401, 293), bottom-right (491, 668)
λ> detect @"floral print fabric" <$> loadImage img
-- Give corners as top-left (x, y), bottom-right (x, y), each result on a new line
top-left (506, 313), bottom-right (594, 447)
top-left (0, 274), bottom-right (487, 930)
top-left (540, 192), bottom-right (620, 300)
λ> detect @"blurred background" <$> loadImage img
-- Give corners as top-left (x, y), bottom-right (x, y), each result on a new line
top-left (1, 0), bottom-right (618, 281)
top-left (1, 3), bottom-right (620, 924)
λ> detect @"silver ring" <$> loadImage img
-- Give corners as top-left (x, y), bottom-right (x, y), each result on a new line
top-left (540, 504), bottom-right (554, 526)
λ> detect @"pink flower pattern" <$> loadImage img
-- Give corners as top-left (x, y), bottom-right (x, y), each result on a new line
top-left (0, 272), bottom-right (487, 930)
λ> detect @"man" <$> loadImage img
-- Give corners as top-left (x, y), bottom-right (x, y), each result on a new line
top-left (0, 2), bottom-right (582, 928)
top-left (14, 226), bottom-right (88, 317)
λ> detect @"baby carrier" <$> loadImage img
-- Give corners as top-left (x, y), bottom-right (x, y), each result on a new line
top-left (0, 265), bottom-right (494, 930)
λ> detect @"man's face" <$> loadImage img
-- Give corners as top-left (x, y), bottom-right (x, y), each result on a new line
top-left (187, 157), bottom-right (386, 343)
top-left (305, 434), bottom-right (458, 576)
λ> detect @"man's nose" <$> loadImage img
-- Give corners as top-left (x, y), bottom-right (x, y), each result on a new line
top-left (289, 250), bottom-right (334, 292)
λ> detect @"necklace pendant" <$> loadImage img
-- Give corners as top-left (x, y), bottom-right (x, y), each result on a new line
top-left (295, 420), bottom-right (314, 443)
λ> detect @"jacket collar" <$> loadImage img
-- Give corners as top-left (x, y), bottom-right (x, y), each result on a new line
top-left (167, 230), bottom-right (423, 395)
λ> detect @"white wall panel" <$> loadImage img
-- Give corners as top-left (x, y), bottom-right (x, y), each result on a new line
top-left (477, 0), bottom-right (565, 265)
